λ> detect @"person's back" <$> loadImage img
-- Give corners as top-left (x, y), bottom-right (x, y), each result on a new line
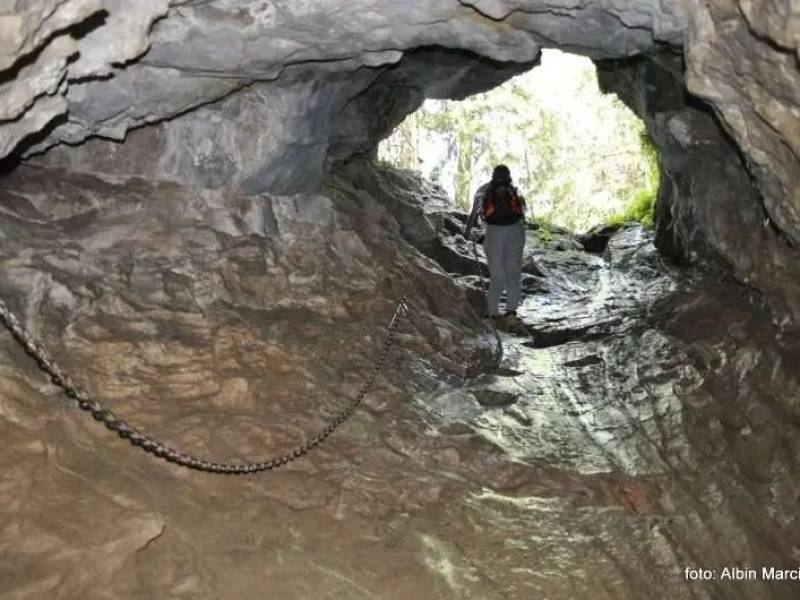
top-left (464, 165), bottom-right (527, 324)
top-left (483, 180), bottom-right (524, 226)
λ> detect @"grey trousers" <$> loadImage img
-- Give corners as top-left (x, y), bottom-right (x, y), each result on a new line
top-left (483, 222), bottom-right (526, 316)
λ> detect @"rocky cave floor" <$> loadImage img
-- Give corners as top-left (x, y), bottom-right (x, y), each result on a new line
top-left (1, 164), bottom-right (799, 599)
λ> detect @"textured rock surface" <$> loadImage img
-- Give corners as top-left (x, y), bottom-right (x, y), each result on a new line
top-left (687, 1), bottom-right (800, 248)
top-left (1, 164), bottom-right (799, 598)
top-left (36, 48), bottom-right (534, 194)
top-left (0, 164), bottom-right (484, 598)
top-left (2, 0), bottom-right (687, 162)
top-left (0, 0), bottom-right (169, 157)
top-left (2, 2), bottom-right (800, 596)
top-left (597, 54), bottom-right (800, 330)
top-left (4, 1), bottom-right (799, 331)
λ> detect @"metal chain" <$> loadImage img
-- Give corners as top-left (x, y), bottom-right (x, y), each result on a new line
top-left (0, 296), bottom-right (409, 475)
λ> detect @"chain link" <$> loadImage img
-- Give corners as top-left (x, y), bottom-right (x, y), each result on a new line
top-left (0, 240), bottom-right (503, 475)
top-left (0, 297), bottom-right (409, 475)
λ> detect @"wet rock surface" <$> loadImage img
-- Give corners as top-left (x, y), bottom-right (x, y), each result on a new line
top-left (1, 165), bottom-right (799, 599)
top-left (3, 1), bottom-right (799, 336)
top-left (597, 53), bottom-right (800, 332)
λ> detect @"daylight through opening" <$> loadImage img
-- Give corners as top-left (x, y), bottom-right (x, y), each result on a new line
top-left (378, 50), bottom-right (660, 233)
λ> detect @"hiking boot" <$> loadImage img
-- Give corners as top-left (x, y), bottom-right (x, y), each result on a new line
top-left (501, 311), bottom-right (525, 333)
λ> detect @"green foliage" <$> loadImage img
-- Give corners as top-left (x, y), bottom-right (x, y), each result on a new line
top-left (639, 130), bottom-right (660, 190)
top-left (607, 187), bottom-right (656, 228)
top-left (533, 218), bottom-right (555, 244)
top-left (377, 50), bottom-right (661, 231)
top-left (605, 131), bottom-right (659, 229)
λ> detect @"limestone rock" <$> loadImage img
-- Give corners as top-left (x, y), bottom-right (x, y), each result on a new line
top-left (686, 0), bottom-right (800, 247)
top-left (0, 164), bottom-right (799, 599)
top-left (0, 0), bottom-right (101, 72)
top-left (598, 53), bottom-right (800, 329)
top-left (0, 0), bottom-right (169, 158)
top-left (2, 0), bottom-right (687, 164)
top-left (2, 1), bottom-right (798, 294)
top-left (34, 48), bottom-right (534, 194)
top-left (2, 2), bottom-right (800, 596)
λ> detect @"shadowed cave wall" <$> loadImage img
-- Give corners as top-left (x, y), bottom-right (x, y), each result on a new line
top-left (1, 2), bottom-right (800, 599)
top-left (3, 1), bottom-right (798, 328)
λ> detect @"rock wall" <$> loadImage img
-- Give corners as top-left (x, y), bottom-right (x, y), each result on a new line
top-left (680, 1), bottom-right (800, 329)
top-left (2, 162), bottom-right (800, 599)
top-left (34, 48), bottom-right (534, 194)
top-left (3, 2), bottom-right (798, 330)
top-left (2, 0), bottom-right (686, 163)
top-left (0, 163), bottom-right (509, 599)
top-left (0, 0), bottom-right (170, 157)
top-left (2, 4), bottom-right (800, 597)
top-left (597, 54), bottom-right (800, 330)
top-left (687, 1), bottom-right (800, 249)
top-left (1, 3), bottom-right (800, 302)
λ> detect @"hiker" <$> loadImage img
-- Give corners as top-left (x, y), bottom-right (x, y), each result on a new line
top-left (464, 164), bottom-right (527, 324)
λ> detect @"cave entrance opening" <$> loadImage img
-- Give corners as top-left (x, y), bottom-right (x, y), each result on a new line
top-left (377, 49), bottom-right (659, 234)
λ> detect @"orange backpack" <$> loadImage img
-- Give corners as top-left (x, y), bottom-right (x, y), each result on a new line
top-left (483, 184), bottom-right (524, 225)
